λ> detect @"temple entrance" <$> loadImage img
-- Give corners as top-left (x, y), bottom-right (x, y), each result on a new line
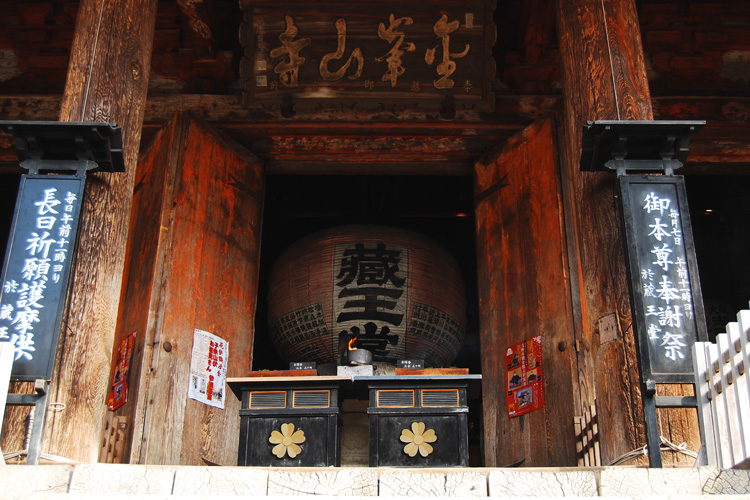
top-left (252, 173), bottom-right (483, 465)
top-left (253, 174), bottom-right (480, 372)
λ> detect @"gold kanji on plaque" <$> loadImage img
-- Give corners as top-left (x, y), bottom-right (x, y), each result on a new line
top-left (270, 16), bottom-right (311, 88)
top-left (376, 14), bottom-right (416, 87)
top-left (424, 14), bottom-right (470, 89)
top-left (241, 1), bottom-right (495, 109)
top-left (320, 18), bottom-right (364, 82)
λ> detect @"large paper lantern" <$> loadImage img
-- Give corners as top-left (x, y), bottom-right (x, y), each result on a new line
top-left (267, 225), bottom-right (466, 367)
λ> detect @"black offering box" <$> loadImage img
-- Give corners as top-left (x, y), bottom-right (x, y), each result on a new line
top-left (228, 375), bottom-right (349, 467)
top-left (356, 374), bottom-right (481, 467)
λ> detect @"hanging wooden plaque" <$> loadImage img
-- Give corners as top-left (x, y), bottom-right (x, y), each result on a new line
top-left (619, 175), bottom-right (708, 383)
top-left (0, 175), bottom-right (85, 381)
top-left (239, 0), bottom-right (496, 110)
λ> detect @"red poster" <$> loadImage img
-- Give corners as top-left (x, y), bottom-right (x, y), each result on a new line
top-left (107, 331), bottom-right (136, 411)
top-left (506, 335), bottom-right (544, 418)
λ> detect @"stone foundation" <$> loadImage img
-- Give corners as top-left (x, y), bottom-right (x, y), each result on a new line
top-left (3, 464), bottom-right (750, 498)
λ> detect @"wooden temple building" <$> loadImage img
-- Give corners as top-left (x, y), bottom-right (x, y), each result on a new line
top-left (0, 0), bottom-right (749, 468)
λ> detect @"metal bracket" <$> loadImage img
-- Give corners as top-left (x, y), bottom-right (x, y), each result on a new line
top-left (581, 120), bottom-right (704, 175)
top-left (644, 379), bottom-right (657, 397)
top-left (5, 379), bottom-right (51, 465)
top-left (0, 121), bottom-right (124, 174)
top-left (21, 159), bottom-right (99, 177)
top-left (654, 395), bottom-right (698, 408)
top-left (641, 378), bottom-right (699, 468)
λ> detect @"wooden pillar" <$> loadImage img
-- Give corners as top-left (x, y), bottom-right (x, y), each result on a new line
top-left (38, 0), bottom-right (157, 461)
top-left (555, 0), bottom-right (699, 464)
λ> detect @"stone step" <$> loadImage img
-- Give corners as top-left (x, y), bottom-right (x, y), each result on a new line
top-left (2, 464), bottom-right (750, 498)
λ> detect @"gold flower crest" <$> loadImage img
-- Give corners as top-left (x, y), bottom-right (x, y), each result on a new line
top-left (269, 422), bottom-right (306, 458)
top-left (400, 421), bottom-right (437, 457)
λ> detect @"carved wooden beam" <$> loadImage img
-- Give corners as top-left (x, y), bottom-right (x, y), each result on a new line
top-left (176, 0), bottom-right (215, 59)
top-left (3, 93), bottom-right (746, 126)
top-left (0, 94), bottom-right (747, 174)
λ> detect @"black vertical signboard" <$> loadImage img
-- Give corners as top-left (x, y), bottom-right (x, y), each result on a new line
top-left (0, 174), bottom-right (85, 381)
top-left (619, 175), bottom-right (708, 383)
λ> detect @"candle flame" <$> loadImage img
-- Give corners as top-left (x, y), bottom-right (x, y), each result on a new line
top-left (348, 337), bottom-right (358, 351)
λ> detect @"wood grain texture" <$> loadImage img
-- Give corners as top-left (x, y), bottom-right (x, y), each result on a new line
top-left (601, 0), bottom-right (653, 121)
top-left (555, 0), bottom-right (697, 465)
top-left (28, 0), bottom-right (158, 462)
top-left (104, 113), bottom-right (182, 463)
top-left (555, 0), bottom-right (646, 464)
top-left (0, 94), bottom-right (746, 175)
top-left (474, 117), bottom-right (577, 467)
top-left (656, 383), bottom-right (701, 465)
top-left (127, 113), bottom-right (263, 465)
top-left (1, 381), bottom-right (33, 456)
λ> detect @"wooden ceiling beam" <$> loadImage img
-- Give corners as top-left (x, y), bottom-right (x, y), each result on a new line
top-left (3, 93), bottom-right (748, 127)
top-left (0, 94), bottom-right (747, 174)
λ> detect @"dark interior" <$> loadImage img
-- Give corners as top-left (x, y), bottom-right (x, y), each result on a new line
top-left (686, 175), bottom-right (750, 339)
top-left (252, 174), bottom-right (480, 371)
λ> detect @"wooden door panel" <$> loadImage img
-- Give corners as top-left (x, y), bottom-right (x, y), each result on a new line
top-left (474, 117), bottom-right (578, 467)
top-left (106, 113), bottom-right (264, 465)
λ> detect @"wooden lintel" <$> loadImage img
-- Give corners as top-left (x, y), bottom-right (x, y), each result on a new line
top-left (265, 161), bottom-right (472, 176)
top-left (2, 93), bottom-right (749, 128)
top-left (0, 94), bottom-right (747, 175)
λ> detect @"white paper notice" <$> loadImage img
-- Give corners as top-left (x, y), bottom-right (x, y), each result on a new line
top-left (188, 328), bottom-right (228, 409)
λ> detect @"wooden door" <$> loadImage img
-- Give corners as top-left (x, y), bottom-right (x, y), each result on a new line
top-left (102, 112), bottom-right (264, 465)
top-left (474, 117), bottom-right (578, 467)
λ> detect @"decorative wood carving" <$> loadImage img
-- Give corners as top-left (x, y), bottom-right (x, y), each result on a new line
top-left (176, 0), bottom-right (215, 59)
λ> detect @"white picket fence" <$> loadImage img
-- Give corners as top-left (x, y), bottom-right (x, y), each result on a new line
top-left (693, 306), bottom-right (750, 469)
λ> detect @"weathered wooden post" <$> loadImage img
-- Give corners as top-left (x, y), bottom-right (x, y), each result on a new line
top-left (554, 0), bottom-right (658, 464)
top-left (473, 118), bottom-right (579, 467)
top-left (102, 113), bottom-right (264, 465)
top-left (580, 120), bottom-right (708, 467)
top-left (44, 0), bottom-right (157, 461)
